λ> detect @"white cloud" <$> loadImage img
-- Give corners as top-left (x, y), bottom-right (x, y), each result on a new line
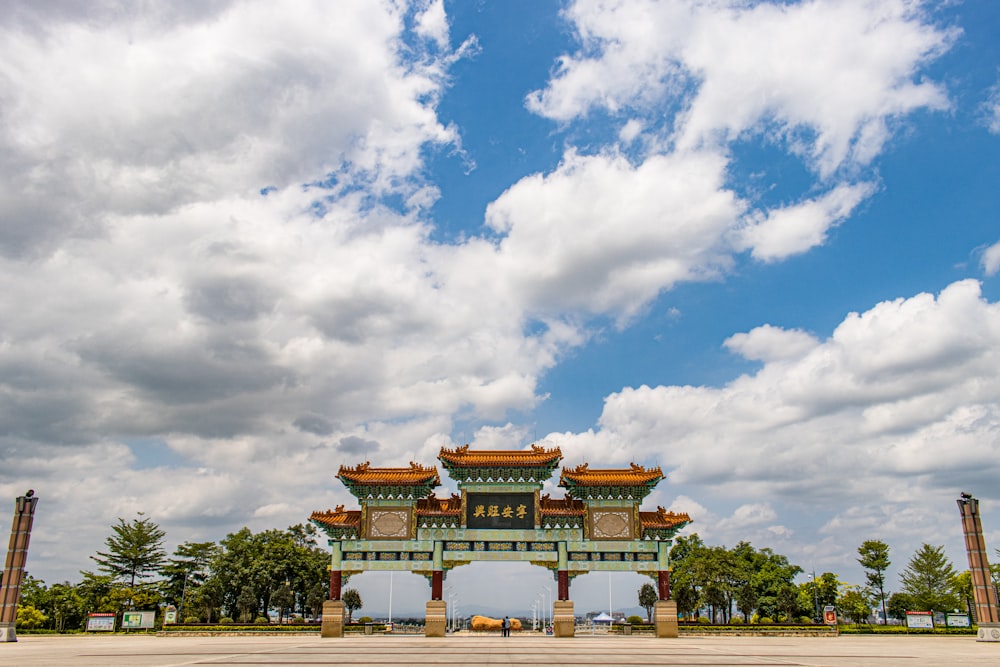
top-left (549, 279), bottom-right (1000, 502)
top-left (724, 325), bottom-right (819, 363)
top-left (982, 240), bottom-right (1000, 275)
top-left (0, 0), bottom-right (455, 257)
top-left (0, 0), bottom-right (973, 594)
top-left (984, 77), bottom-right (1000, 134)
top-left (486, 149), bottom-right (742, 323)
top-left (530, 0), bottom-right (954, 176)
top-left (737, 182), bottom-right (877, 262)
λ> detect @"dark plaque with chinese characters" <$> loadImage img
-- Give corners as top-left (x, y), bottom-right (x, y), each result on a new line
top-left (466, 492), bottom-right (534, 529)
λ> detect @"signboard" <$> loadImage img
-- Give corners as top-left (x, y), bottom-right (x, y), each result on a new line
top-left (164, 609), bottom-right (177, 624)
top-left (466, 493), bottom-right (534, 529)
top-left (906, 611), bottom-right (934, 629)
top-left (946, 613), bottom-right (970, 628)
top-left (122, 610), bottom-right (156, 629)
top-left (823, 605), bottom-right (837, 625)
top-left (86, 613), bottom-right (116, 632)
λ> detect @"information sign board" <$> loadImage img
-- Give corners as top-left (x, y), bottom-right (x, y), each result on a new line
top-left (946, 613), bottom-right (970, 627)
top-left (86, 613), bottom-right (116, 632)
top-left (906, 611), bottom-right (934, 629)
top-left (122, 610), bottom-right (156, 629)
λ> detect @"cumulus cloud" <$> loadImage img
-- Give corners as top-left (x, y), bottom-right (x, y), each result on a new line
top-left (486, 149), bottom-right (742, 323)
top-left (737, 182), bottom-right (877, 262)
top-left (0, 0), bottom-right (970, 591)
top-left (549, 279), bottom-right (1000, 501)
top-left (529, 0), bottom-right (955, 177)
top-left (0, 0), bottom-right (455, 257)
top-left (982, 240), bottom-right (1000, 276)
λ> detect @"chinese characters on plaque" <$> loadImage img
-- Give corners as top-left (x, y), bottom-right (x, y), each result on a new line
top-left (466, 493), bottom-right (534, 529)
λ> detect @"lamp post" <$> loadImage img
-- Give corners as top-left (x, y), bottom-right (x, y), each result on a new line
top-left (542, 583), bottom-right (552, 629)
top-left (809, 571), bottom-right (819, 623)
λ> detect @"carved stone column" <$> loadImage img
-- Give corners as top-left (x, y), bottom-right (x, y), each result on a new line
top-left (553, 599), bottom-right (575, 637)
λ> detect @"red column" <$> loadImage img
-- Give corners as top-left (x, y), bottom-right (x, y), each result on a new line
top-left (557, 570), bottom-right (569, 600)
top-left (329, 570), bottom-right (342, 600)
top-left (431, 570), bottom-right (443, 600)
top-left (658, 570), bottom-right (671, 601)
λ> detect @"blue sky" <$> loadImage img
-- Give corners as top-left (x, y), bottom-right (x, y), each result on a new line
top-left (2, 0), bottom-right (1000, 617)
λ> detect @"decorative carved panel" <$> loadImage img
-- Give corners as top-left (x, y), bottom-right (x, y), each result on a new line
top-left (366, 508), bottom-right (412, 539)
top-left (589, 508), bottom-right (634, 540)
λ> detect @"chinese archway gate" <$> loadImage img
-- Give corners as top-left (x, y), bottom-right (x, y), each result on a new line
top-left (310, 445), bottom-right (691, 638)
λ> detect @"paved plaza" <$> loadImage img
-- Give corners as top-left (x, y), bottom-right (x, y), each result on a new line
top-left (3, 634), bottom-right (998, 667)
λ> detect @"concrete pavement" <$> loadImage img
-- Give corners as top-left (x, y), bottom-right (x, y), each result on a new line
top-left (3, 633), bottom-right (997, 666)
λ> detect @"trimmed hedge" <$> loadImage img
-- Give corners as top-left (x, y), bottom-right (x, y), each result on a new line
top-left (838, 624), bottom-right (976, 635)
top-left (161, 623), bottom-right (320, 633)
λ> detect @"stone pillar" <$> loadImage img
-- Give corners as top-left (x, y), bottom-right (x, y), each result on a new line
top-left (321, 599), bottom-right (346, 638)
top-left (0, 492), bottom-right (38, 643)
top-left (957, 494), bottom-right (1000, 642)
top-left (654, 600), bottom-right (678, 638)
top-left (425, 599), bottom-right (447, 637)
top-left (553, 600), bottom-right (575, 637)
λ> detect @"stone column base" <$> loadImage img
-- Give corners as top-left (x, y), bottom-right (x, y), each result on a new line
top-left (0, 622), bottom-right (17, 642)
top-left (320, 600), bottom-right (345, 638)
top-left (654, 600), bottom-right (678, 638)
top-left (553, 600), bottom-right (575, 637)
top-left (425, 599), bottom-right (447, 637)
top-left (978, 622), bottom-right (1000, 642)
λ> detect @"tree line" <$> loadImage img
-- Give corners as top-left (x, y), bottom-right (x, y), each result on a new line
top-left (15, 513), bottom-right (1000, 631)
top-left (17, 513), bottom-right (335, 631)
top-left (656, 534), bottom-right (1000, 625)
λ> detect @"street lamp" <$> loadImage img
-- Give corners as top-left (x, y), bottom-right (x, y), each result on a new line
top-left (542, 583), bottom-right (552, 629)
top-left (809, 571), bottom-right (819, 623)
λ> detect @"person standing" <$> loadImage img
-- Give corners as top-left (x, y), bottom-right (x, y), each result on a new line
top-left (502, 615), bottom-right (510, 637)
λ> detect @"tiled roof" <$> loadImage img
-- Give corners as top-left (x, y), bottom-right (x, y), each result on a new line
top-left (639, 506), bottom-right (691, 530)
top-left (539, 493), bottom-right (585, 516)
top-left (438, 443), bottom-right (563, 467)
top-left (559, 462), bottom-right (663, 487)
top-left (310, 505), bottom-right (361, 528)
top-left (415, 493), bottom-right (462, 516)
top-left (337, 461), bottom-right (441, 486)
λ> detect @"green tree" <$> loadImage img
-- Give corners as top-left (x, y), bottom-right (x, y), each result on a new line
top-left (342, 588), bottom-right (362, 623)
top-left (669, 534), bottom-right (706, 619)
top-left (15, 604), bottom-right (47, 630)
top-left (192, 576), bottom-right (223, 623)
top-left (236, 586), bottom-right (258, 623)
top-left (638, 582), bottom-right (657, 622)
top-left (47, 582), bottom-right (86, 632)
top-left (857, 540), bottom-right (890, 624)
top-left (776, 584), bottom-right (799, 622)
top-left (899, 544), bottom-right (959, 613)
top-left (837, 586), bottom-right (873, 626)
top-left (91, 513), bottom-right (167, 591)
top-left (306, 583), bottom-right (327, 620)
top-left (952, 571), bottom-right (975, 622)
top-left (161, 541), bottom-right (220, 614)
top-left (271, 584), bottom-right (295, 624)
top-left (886, 592), bottom-right (912, 621)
